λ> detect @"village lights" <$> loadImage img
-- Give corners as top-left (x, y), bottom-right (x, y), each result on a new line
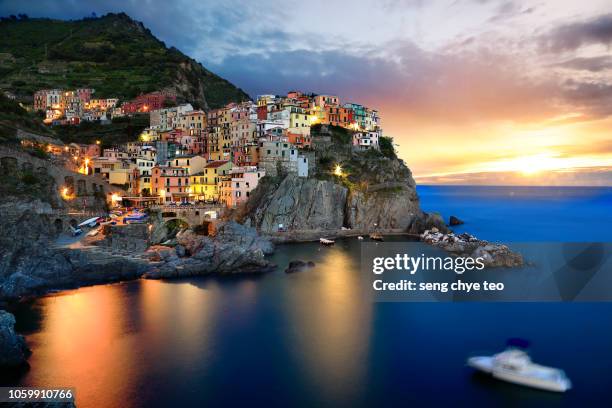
top-left (60, 187), bottom-right (73, 200)
top-left (110, 193), bottom-right (122, 206)
top-left (334, 164), bottom-right (343, 177)
top-left (78, 158), bottom-right (90, 175)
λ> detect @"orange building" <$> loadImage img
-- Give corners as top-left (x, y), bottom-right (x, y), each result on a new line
top-left (151, 166), bottom-right (191, 203)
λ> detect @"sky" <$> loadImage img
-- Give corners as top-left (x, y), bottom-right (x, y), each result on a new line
top-left (1, 0), bottom-right (612, 185)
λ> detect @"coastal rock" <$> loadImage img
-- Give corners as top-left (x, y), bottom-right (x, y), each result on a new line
top-left (241, 165), bottom-right (430, 240)
top-left (144, 221), bottom-right (275, 278)
top-left (0, 310), bottom-right (30, 368)
top-left (421, 230), bottom-right (523, 268)
top-left (408, 212), bottom-right (450, 235)
top-left (285, 260), bottom-right (316, 273)
top-left (246, 176), bottom-right (348, 233)
top-left (449, 215), bottom-right (464, 226)
top-left (347, 186), bottom-right (421, 231)
top-left (175, 244), bottom-right (187, 257)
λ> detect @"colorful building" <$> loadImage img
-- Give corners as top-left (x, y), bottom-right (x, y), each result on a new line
top-left (189, 160), bottom-right (232, 202)
top-left (122, 91), bottom-right (176, 114)
top-left (151, 166), bottom-right (191, 203)
top-left (219, 166), bottom-right (265, 208)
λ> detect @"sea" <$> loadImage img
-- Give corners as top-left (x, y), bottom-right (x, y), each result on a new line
top-left (4, 185), bottom-right (612, 407)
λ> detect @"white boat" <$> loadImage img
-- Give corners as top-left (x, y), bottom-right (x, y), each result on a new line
top-left (319, 238), bottom-right (335, 246)
top-left (78, 217), bottom-right (101, 228)
top-left (69, 225), bottom-right (83, 236)
top-left (468, 347), bottom-right (571, 392)
top-left (357, 236), bottom-right (364, 240)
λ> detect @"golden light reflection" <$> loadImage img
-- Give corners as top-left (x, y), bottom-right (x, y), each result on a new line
top-left (24, 285), bottom-right (137, 408)
top-left (283, 245), bottom-right (372, 400)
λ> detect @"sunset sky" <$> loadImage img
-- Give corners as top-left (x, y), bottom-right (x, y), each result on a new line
top-left (2, 0), bottom-right (612, 185)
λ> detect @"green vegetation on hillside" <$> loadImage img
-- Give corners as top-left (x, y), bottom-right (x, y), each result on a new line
top-left (0, 94), bottom-right (52, 144)
top-left (379, 136), bottom-right (397, 159)
top-left (310, 125), bottom-right (406, 192)
top-left (0, 13), bottom-right (249, 108)
top-left (53, 114), bottom-right (149, 148)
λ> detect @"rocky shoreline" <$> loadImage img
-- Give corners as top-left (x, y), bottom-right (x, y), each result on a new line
top-left (144, 221), bottom-right (275, 278)
top-left (0, 310), bottom-right (30, 369)
top-left (421, 228), bottom-right (524, 268)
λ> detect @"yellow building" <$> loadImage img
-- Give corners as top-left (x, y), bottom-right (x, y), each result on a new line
top-left (189, 160), bottom-right (232, 202)
top-left (178, 110), bottom-right (207, 133)
top-left (289, 106), bottom-right (314, 133)
top-left (108, 163), bottom-right (136, 186)
top-left (207, 126), bottom-right (223, 161)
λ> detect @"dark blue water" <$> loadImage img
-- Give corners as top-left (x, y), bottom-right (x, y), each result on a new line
top-left (7, 186), bottom-right (612, 407)
top-left (418, 185), bottom-right (612, 242)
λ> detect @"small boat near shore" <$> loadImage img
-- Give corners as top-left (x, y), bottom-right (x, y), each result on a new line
top-left (319, 238), bottom-right (335, 246)
top-left (467, 339), bottom-right (571, 392)
top-left (369, 232), bottom-right (384, 241)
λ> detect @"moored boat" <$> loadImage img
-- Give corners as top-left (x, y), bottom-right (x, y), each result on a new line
top-left (319, 238), bottom-right (335, 246)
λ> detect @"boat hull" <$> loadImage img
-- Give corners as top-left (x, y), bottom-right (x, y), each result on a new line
top-left (467, 357), bottom-right (571, 392)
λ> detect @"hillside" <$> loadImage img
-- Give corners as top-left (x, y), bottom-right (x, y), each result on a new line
top-left (0, 13), bottom-right (249, 109)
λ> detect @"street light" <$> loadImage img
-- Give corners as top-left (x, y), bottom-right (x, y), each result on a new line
top-left (334, 164), bottom-right (343, 177)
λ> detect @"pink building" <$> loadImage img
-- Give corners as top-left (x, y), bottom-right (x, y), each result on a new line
top-left (220, 166), bottom-right (265, 208)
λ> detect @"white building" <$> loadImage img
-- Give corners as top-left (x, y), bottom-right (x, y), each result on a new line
top-left (352, 131), bottom-right (380, 151)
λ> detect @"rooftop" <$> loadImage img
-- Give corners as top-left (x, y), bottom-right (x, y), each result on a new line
top-left (205, 160), bottom-right (230, 168)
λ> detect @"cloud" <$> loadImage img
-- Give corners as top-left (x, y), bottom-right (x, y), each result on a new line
top-left (540, 13), bottom-right (612, 53)
top-left (212, 41), bottom-right (566, 125)
top-left (415, 167), bottom-right (612, 186)
top-left (553, 140), bottom-right (612, 158)
top-left (555, 56), bottom-right (612, 72)
top-left (561, 80), bottom-right (612, 119)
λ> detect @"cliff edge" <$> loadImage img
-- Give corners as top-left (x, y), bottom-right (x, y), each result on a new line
top-left (237, 125), bottom-right (446, 241)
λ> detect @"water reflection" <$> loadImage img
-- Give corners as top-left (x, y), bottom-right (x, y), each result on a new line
top-left (8, 238), bottom-right (612, 407)
top-left (23, 284), bottom-right (139, 408)
top-left (282, 242), bottom-right (372, 404)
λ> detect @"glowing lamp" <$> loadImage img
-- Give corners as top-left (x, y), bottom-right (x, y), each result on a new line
top-left (334, 164), bottom-right (343, 177)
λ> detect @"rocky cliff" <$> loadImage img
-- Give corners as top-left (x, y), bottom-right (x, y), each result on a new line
top-left (239, 131), bottom-right (446, 241)
top-left (145, 221), bottom-right (274, 278)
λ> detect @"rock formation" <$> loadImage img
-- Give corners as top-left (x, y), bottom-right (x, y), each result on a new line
top-left (144, 221), bottom-right (275, 278)
top-left (449, 215), bottom-right (464, 226)
top-left (285, 260), bottom-right (315, 273)
top-left (0, 310), bottom-right (30, 368)
top-left (421, 229), bottom-right (524, 268)
top-left (242, 173), bottom-right (446, 241)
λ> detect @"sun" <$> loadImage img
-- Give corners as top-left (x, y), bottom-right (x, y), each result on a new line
top-left (483, 153), bottom-right (562, 177)
top-left (513, 155), bottom-right (559, 176)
